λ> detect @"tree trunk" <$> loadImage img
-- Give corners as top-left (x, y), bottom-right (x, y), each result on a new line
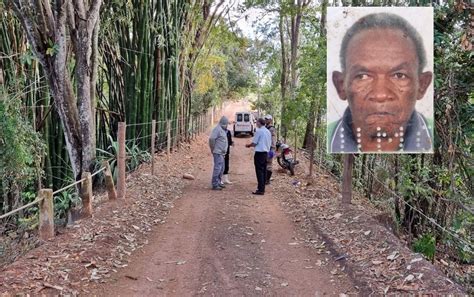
top-left (342, 154), bottom-right (355, 204)
top-left (11, 0), bottom-right (102, 180)
top-left (289, 0), bottom-right (304, 100)
top-left (303, 99), bottom-right (316, 149)
top-left (279, 9), bottom-right (288, 138)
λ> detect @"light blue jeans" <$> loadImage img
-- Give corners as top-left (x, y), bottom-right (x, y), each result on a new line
top-left (212, 153), bottom-right (225, 188)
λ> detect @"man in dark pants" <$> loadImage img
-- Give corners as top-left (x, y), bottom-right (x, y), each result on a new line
top-left (246, 118), bottom-right (271, 195)
top-left (264, 115), bottom-right (276, 185)
top-left (222, 129), bottom-right (233, 184)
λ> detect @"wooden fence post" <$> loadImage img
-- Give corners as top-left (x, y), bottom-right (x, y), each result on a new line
top-left (81, 172), bottom-right (93, 217)
top-left (188, 115), bottom-right (192, 142)
top-left (117, 122), bottom-right (126, 199)
top-left (211, 107), bottom-right (214, 125)
top-left (200, 115), bottom-right (203, 134)
top-left (38, 189), bottom-right (54, 240)
top-left (191, 115), bottom-right (194, 140)
top-left (173, 119), bottom-right (178, 151)
top-left (151, 119), bottom-right (156, 175)
top-left (103, 161), bottom-right (117, 200)
top-left (194, 115), bottom-right (197, 139)
top-left (294, 122), bottom-right (298, 162)
top-left (342, 154), bottom-right (355, 204)
top-left (309, 130), bottom-right (315, 177)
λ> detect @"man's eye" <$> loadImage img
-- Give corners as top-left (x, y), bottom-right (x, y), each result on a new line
top-left (393, 72), bottom-right (408, 79)
top-left (355, 74), bottom-right (370, 80)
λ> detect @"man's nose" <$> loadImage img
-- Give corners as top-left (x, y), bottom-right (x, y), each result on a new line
top-left (369, 76), bottom-right (394, 102)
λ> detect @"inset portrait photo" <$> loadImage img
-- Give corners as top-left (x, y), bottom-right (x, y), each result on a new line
top-left (327, 7), bottom-right (434, 154)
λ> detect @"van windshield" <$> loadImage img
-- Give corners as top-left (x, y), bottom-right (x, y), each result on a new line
top-left (244, 114), bottom-right (250, 122)
top-left (237, 114), bottom-right (243, 122)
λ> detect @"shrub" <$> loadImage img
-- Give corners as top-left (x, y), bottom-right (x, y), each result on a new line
top-left (413, 233), bottom-right (436, 261)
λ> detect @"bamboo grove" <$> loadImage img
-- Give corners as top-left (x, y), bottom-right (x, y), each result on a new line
top-left (0, 0), bottom-right (255, 221)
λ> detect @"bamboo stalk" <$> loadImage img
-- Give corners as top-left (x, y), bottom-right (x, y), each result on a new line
top-left (117, 122), bottom-right (126, 199)
top-left (151, 119), bottom-right (156, 175)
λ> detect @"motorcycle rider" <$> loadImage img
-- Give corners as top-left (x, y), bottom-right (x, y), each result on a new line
top-left (264, 115), bottom-right (276, 185)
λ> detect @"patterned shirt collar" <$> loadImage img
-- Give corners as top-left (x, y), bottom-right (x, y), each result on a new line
top-left (330, 108), bottom-right (433, 153)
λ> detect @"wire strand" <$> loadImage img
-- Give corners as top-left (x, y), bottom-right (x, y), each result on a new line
top-left (0, 197), bottom-right (44, 220)
top-left (125, 121), bottom-right (154, 127)
top-left (361, 163), bottom-right (473, 250)
top-left (301, 149), bottom-right (473, 251)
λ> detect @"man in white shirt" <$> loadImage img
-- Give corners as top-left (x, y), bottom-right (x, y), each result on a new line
top-left (245, 118), bottom-right (271, 195)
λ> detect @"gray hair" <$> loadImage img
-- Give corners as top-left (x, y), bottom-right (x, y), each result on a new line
top-left (340, 13), bottom-right (427, 73)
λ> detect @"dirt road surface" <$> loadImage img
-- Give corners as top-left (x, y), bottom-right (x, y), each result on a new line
top-left (91, 101), bottom-right (357, 296)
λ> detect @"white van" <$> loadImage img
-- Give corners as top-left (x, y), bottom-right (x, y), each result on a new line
top-left (233, 112), bottom-right (254, 137)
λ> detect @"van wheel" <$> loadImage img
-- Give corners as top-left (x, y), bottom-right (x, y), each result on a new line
top-left (250, 132), bottom-right (254, 137)
top-left (234, 131), bottom-right (239, 137)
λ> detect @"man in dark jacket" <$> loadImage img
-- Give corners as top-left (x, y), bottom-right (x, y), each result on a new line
top-left (222, 129), bottom-right (233, 184)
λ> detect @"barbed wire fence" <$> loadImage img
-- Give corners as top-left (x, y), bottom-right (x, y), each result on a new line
top-left (299, 148), bottom-right (474, 254)
top-left (0, 105), bottom-right (221, 241)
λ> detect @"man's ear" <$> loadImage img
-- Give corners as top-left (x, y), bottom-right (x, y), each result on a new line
top-left (332, 71), bottom-right (347, 100)
top-left (417, 71), bottom-right (433, 100)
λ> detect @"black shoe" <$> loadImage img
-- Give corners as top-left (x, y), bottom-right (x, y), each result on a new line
top-left (252, 191), bottom-right (264, 195)
top-left (212, 186), bottom-right (223, 191)
top-left (219, 183), bottom-right (226, 188)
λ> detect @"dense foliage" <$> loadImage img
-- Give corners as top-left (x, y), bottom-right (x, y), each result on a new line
top-left (0, 1), bottom-right (256, 222)
top-left (244, 0), bottom-right (473, 271)
top-left (0, 86), bottom-right (45, 214)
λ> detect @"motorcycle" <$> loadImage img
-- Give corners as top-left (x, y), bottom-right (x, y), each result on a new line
top-left (275, 140), bottom-right (299, 176)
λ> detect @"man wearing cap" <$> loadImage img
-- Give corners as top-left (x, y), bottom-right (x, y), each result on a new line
top-left (246, 118), bottom-right (272, 195)
top-left (264, 115), bottom-right (276, 184)
top-left (209, 116), bottom-right (229, 190)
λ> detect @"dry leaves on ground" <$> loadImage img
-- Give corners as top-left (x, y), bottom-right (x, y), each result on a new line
top-left (271, 151), bottom-right (467, 295)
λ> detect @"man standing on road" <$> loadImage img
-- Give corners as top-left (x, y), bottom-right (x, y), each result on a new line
top-left (222, 128), bottom-right (234, 184)
top-left (209, 116), bottom-right (229, 190)
top-left (264, 115), bottom-right (276, 185)
top-left (246, 118), bottom-right (271, 195)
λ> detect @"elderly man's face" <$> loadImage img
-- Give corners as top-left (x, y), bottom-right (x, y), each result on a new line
top-left (333, 28), bottom-right (432, 139)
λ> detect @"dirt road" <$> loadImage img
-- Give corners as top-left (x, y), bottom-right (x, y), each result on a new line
top-left (91, 102), bottom-right (357, 296)
top-left (0, 101), bottom-right (465, 296)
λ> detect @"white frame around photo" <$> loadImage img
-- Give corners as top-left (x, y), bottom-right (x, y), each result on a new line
top-left (326, 7), bottom-right (434, 154)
